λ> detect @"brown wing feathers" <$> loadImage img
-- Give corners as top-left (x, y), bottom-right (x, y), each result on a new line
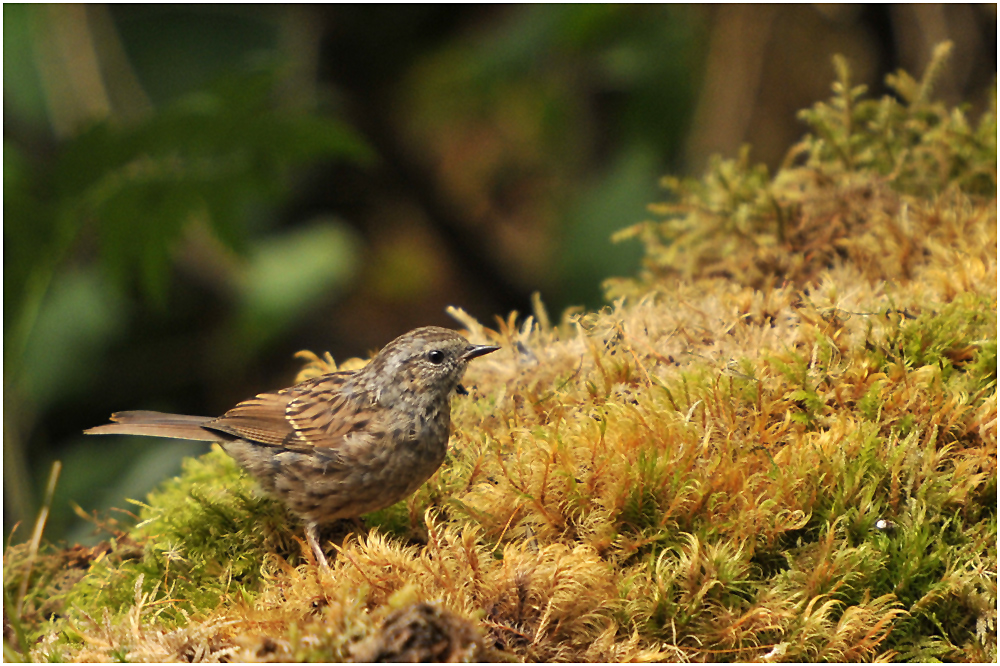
top-left (85, 373), bottom-right (361, 451)
top-left (203, 391), bottom-right (297, 447)
top-left (285, 382), bottom-right (359, 449)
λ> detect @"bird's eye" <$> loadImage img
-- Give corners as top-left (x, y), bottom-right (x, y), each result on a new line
top-left (428, 350), bottom-right (445, 364)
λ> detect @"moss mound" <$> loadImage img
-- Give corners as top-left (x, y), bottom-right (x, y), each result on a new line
top-left (5, 43), bottom-right (996, 662)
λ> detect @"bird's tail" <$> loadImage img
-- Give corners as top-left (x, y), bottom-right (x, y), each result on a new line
top-left (84, 411), bottom-right (224, 442)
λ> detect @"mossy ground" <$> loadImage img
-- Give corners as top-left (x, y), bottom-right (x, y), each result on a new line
top-left (5, 44), bottom-right (996, 662)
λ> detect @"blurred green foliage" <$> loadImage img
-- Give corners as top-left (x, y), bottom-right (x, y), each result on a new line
top-left (4, 5), bottom-right (372, 541)
top-left (402, 5), bottom-right (705, 306)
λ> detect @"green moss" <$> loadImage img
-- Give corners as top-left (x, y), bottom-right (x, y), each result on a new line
top-left (608, 41), bottom-right (996, 294)
top-left (797, 45), bottom-right (996, 197)
top-left (62, 447), bottom-right (297, 625)
top-left (857, 381), bottom-right (885, 422)
top-left (877, 293), bottom-right (995, 375)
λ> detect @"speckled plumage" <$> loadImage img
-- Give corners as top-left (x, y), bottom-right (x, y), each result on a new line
top-left (86, 326), bottom-right (499, 567)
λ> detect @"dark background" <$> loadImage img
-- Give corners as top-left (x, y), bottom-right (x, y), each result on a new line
top-left (4, 4), bottom-right (996, 545)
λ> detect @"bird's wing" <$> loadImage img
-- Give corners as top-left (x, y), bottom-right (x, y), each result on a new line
top-left (284, 374), bottom-right (372, 450)
top-left (203, 390), bottom-right (298, 447)
top-left (204, 372), bottom-right (367, 453)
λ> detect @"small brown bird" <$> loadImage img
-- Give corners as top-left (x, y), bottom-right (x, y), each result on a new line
top-left (86, 326), bottom-right (499, 568)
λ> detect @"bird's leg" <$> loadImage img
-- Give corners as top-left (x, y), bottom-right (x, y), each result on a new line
top-left (305, 521), bottom-right (330, 570)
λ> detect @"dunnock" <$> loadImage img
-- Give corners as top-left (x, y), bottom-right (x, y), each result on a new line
top-left (86, 326), bottom-right (499, 568)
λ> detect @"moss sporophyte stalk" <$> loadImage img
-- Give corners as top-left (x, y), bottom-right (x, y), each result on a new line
top-left (4, 43), bottom-right (995, 662)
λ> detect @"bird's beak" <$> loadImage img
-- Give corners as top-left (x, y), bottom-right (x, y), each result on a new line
top-left (460, 344), bottom-right (500, 361)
